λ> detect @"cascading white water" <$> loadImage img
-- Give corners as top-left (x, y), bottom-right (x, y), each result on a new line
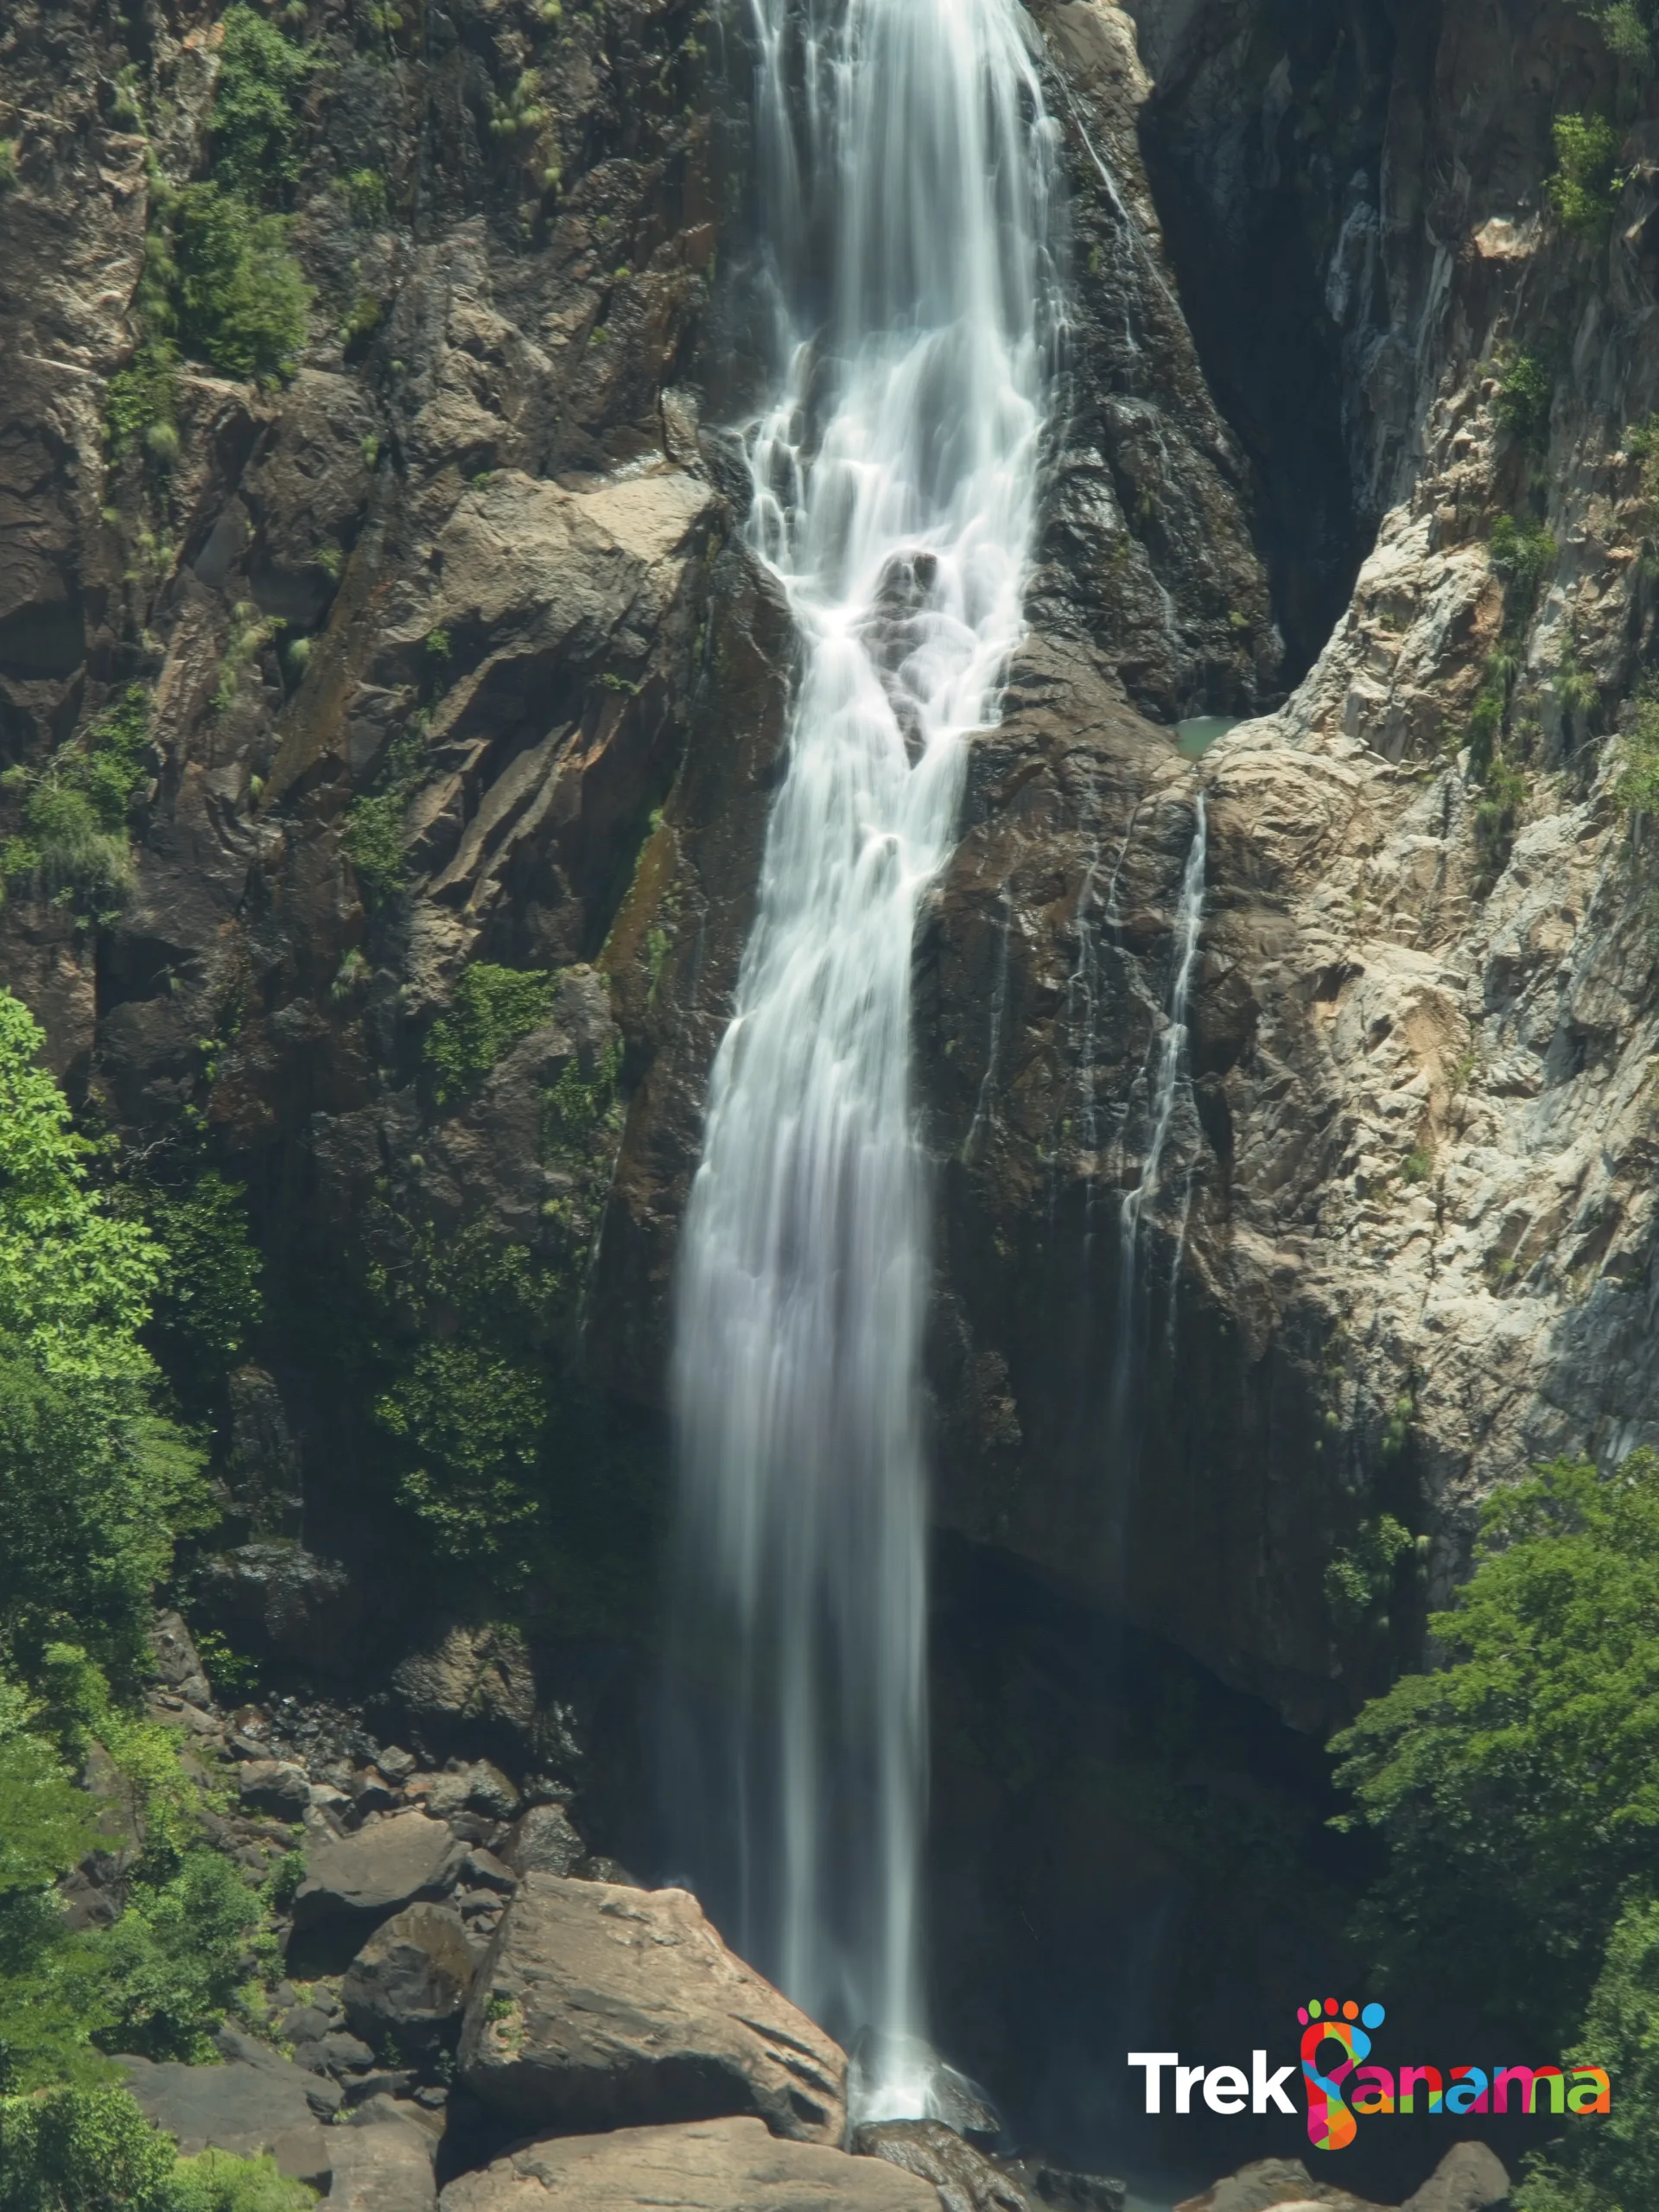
top-left (665, 0), bottom-right (1058, 2111)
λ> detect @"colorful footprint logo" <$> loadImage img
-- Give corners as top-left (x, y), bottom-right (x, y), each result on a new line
top-left (1298, 1997), bottom-right (1386, 2151)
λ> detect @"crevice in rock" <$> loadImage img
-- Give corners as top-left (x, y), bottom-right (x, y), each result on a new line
top-left (1124, 0), bottom-right (1399, 683)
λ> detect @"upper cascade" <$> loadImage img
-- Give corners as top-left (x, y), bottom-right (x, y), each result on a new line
top-left (664, 0), bottom-right (1059, 2114)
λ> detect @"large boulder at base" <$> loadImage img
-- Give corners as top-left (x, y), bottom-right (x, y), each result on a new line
top-left (854, 2123), bottom-right (1035, 2212)
top-left (457, 1874), bottom-right (846, 2143)
top-left (343, 1903), bottom-right (479, 2051)
top-left (118, 2055), bottom-right (331, 2187)
top-left (294, 1811), bottom-right (467, 1931)
top-left (1400, 2145), bottom-right (1511, 2212)
top-left (1173, 2159), bottom-right (1392, 2212)
top-left (325, 2115), bottom-right (437, 2211)
top-left (438, 2116), bottom-right (943, 2211)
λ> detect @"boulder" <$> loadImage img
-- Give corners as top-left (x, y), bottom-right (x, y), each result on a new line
top-left (1400, 2145), bottom-right (1510, 2212)
top-left (238, 1759), bottom-right (313, 1818)
top-left (391, 1623), bottom-right (537, 1739)
top-left (457, 1874), bottom-right (846, 2144)
top-left (294, 1810), bottom-right (467, 1932)
top-left (198, 1542), bottom-right (363, 1666)
top-left (854, 2120), bottom-right (1031, 2212)
top-left (439, 2116), bottom-right (944, 2211)
top-left (326, 2113), bottom-right (437, 2212)
top-left (1173, 2162), bottom-right (1392, 2212)
top-left (118, 2054), bottom-right (331, 2185)
top-left (149, 1611), bottom-right (213, 1708)
top-left (343, 1903), bottom-right (479, 2051)
top-left (501, 1803), bottom-right (584, 1878)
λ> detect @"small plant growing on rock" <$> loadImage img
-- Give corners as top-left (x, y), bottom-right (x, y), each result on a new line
top-left (0, 139), bottom-right (18, 193)
top-left (1586, 0), bottom-right (1654, 63)
top-left (1401, 1147), bottom-right (1433, 1185)
top-left (343, 721), bottom-right (425, 906)
top-left (0, 685), bottom-right (152, 912)
top-left (1496, 352), bottom-right (1554, 450)
top-left (1548, 110), bottom-right (1622, 239)
top-left (344, 166), bottom-right (386, 224)
top-left (426, 963), bottom-right (558, 1104)
top-left (1613, 685), bottom-right (1659, 819)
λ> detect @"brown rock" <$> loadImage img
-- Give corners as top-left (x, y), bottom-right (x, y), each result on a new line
top-left (438, 2116), bottom-right (943, 2212)
top-left (501, 1802), bottom-right (585, 1878)
top-left (1173, 2157), bottom-right (1392, 2212)
top-left (457, 1873), bottom-right (846, 2143)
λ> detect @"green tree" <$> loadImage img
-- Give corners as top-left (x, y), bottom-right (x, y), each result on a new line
top-left (1548, 112), bottom-right (1621, 238)
top-left (1332, 1452), bottom-right (1659, 2048)
top-left (0, 994), bottom-right (210, 1675)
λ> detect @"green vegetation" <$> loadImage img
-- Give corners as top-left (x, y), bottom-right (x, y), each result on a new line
top-left (175, 187), bottom-right (310, 383)
top-left (212, 603), bottom-right (283, 716)
top-left (342, 724), bottom-right (425, 906)
top-left (208, 5), bottom-right (313, 201)
top-left (0, 2088), bottom-right (313, 2211)
top-left (1334, 1452), bottom-right (1659, 2084)
top-left (488, 69), bottom-right (550, 141)
top-left (1325, 1513), bottom-right (1415, 1633)
top-left (1, 687), bottom-right (152, 912)
top-left (1548, 111), bottom-right (1622, 239)
top-left (1488, 515), bottom-right (1558, 621)
top-left (107, 3), bottom-right (312, 430)
top-left (1585, 0), bottom-right (1656, 60)
top-left (425, 963), bottom-right (558, 1104)
top-left (1497, 352), bottom-right (1554, 450)
top-left (1400, 1146), bottom-right (1433, 1184)
top-left (344, 167), bottom-right (386, 223)
top-left (0, 140), bottom-right (19, 193)
top-left (0, 994), bottom-right (209, 1675)
top-left (137, 1172), bottom-right (264, 1389)
top-left (1613, 683), bottom-right (1659, 817)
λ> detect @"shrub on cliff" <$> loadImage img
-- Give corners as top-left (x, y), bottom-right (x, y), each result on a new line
top-left (1548, 111), bottom-right (1622, 238)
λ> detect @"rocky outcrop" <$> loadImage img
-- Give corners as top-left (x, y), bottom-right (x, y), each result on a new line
top-left (853, 2122), bottom-right (1039, 2212)
top-left (118, 2049), bottom-right (334, 2185)
top-left (294, 1810), bottom-right (467, 1932)
top-left (438, 2117), bottom-right (943, 2212)
top-left (457, 1874), bottom-right (847, 2144)
top-left (1172, 2143), bottom-right (1509, 2212)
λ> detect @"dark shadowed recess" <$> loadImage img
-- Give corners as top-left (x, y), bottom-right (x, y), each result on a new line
top-left (1130, 0), bottom-right (1398, 683)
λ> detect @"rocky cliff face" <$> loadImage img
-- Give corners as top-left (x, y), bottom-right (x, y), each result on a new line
top-left (6, 0), bottom-right (1659, 2185)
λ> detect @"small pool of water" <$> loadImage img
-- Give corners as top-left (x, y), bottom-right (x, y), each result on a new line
top-left (1176, 715), bottom-right (1241, 760)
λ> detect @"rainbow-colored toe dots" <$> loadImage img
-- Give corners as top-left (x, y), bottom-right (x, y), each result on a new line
top-left (1299, 1998), bottom-right (1386, 2151)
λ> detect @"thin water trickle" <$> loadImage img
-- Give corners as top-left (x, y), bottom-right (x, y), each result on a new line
top-left (1110, 796), bottom-right (1207, 1483)
top-left (664, 0), bottom-right (1058, 2113)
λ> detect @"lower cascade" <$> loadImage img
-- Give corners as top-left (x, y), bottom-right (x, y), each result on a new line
top-left (664, 0), bottom-right (1058, 2109)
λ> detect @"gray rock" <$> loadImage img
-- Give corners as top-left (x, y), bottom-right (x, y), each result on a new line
top-left (118, 2054), bottom-right (331, 2183)
top-left (320, 2029), bottom-right (378, 2073)
top-left (461, 1847), bottom-right (516, 1893)
top-left (352, 1768), bottom-right (402, 1815)
top-left (1023, 2164), bottom-right (1127, 2212)
top-left (855, 2121), bottom-right (1031, 2212)
top-left (327, 2115), bottom-right (437, 2212)
top-left (199, 1541), bottom-right (362, 1667)
top-left (343, 1903), bottom-right (477, 2052)
top-left (1400, 2143), bottom-right (1511, 2212)
top-left (238, 1759), bottom-right (313, 1818)
top-left (391, 1623), bottom-right (537, 1738)
top-left (439, 2116), bottom-right (944, 2212)
top-left (283, 2003), bottom-right (336, 2046)
top-left (501, 1802), bottom-right (584, 1878)
top-left (458, 1874), bottom-right (846, 2144)
top-left (149, 1611), bottom-right (213, 1708)
top-left (293, 1810), bottom-right (467, 1930)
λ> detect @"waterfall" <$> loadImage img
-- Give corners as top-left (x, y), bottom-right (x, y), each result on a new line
top-left (1110, 794), bottom-right (1206, 1465)
top-left (664, 0), bottom-right (1057, 2112)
